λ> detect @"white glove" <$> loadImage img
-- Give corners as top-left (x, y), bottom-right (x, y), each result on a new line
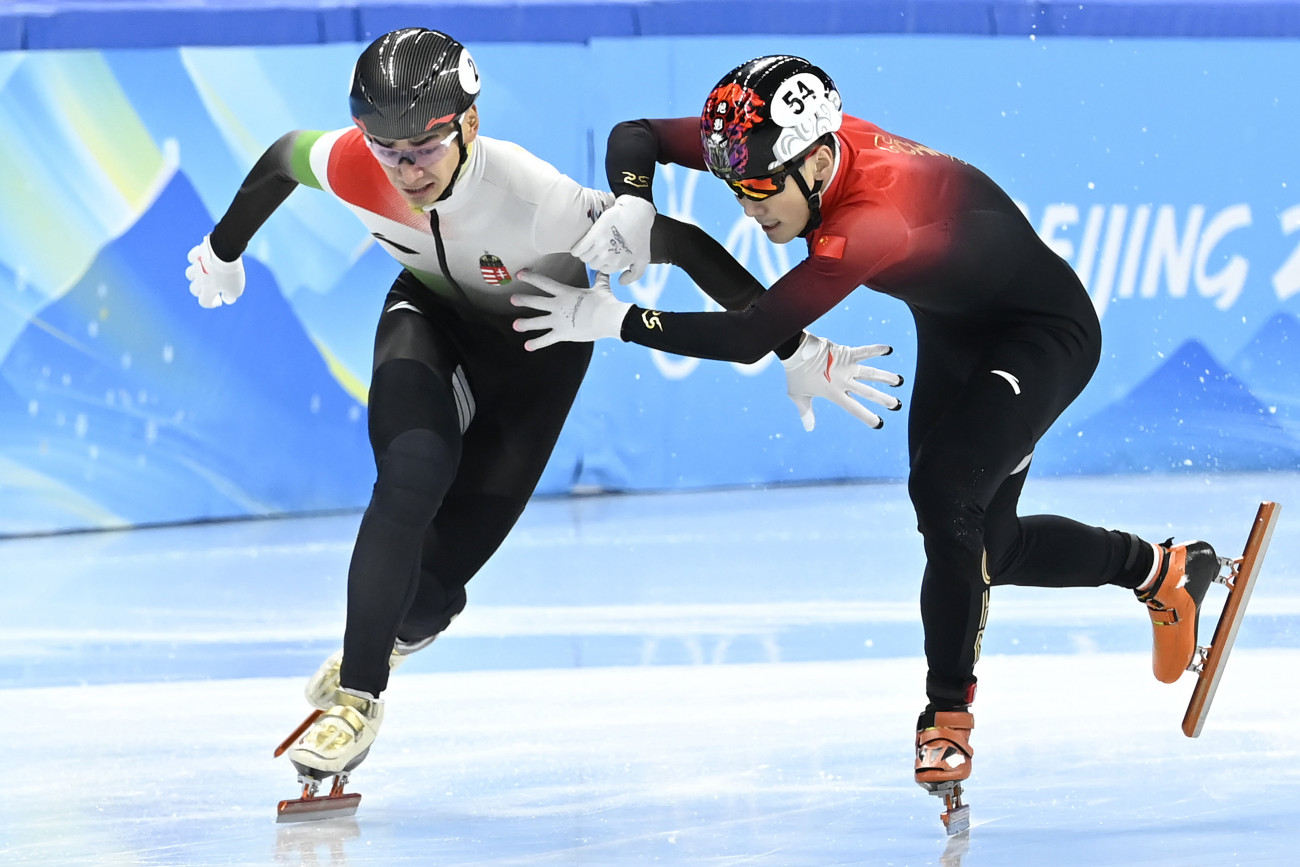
top-left (782, 333), bottom-right (903, 431)
top-left (185, 234), bottom-right (245, 308)
top-left (510, 270), bottom-right (632, 351)
top-left (570, 195), bottom-right (655, 286)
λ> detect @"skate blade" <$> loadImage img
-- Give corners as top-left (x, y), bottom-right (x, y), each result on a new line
top-left (276, 792), bottom-right (362, 823)
top-left (918, 780), bottom-right (970, 835)
top-left (1182, 500), bottom-right (1280, 738)
top-left (941, 803), bottom-right (971, 835)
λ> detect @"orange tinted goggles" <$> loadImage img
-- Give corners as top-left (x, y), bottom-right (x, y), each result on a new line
top-left (726, 171), bottom-right (790, 201)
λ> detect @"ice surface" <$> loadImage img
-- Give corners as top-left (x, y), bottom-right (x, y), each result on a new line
top-left (2, 473), bottom-right (1297, 865)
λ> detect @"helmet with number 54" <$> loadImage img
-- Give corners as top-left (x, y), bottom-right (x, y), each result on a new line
top-left (700, 55), bottom-right (842, 186)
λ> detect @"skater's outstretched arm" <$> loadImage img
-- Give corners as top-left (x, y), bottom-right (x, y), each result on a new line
top-left (185, 132), bottom-right (304, 308)
top-left (208, 132), bottom-right (303, 260)
top-left (646, 214), bottom-right (803, 360)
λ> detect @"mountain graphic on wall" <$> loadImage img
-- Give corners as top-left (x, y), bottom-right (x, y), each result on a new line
top-left (0, 170), bottom-right (374, 533)
top-left (1229, 311), bottom-right (1300, 439)
top-left (1039, 336), bottom-right (1300, 475)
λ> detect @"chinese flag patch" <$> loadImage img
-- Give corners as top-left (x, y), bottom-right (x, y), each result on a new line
top-left (814, 234), bottom-right (847, 260)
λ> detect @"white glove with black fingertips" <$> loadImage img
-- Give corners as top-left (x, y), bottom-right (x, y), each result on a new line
top-left (510, 270), bottom-right (632, 351)
top-left (781, 333), bottom-right (904, 431)
top-left (570, 195), bottom-right (655, 285)
top-left (185, 234), bottom-right (245, 309)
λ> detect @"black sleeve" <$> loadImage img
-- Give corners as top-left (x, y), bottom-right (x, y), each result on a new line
top-left (618, 303), bottom-right (799, 366)
top-left (605, 117), bottom-right (707, 201)
top-left (615, 247), bottom-right (867, 365)
top-left (207, 131), bottom-right (302, 262)
top-left (649, 215), bottom-right (762, 310)
top-left (606, 119), bottom-right (661, 201)
top-left (645, 214), bottom-right (803, 360)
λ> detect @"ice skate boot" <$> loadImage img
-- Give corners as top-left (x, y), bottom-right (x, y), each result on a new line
top-left (275, 689), bottom-right (383, 823)
top-left (285, 636), bottom-right (432, 761)
top-left (1138, 539), bottom-right (1219, 684)
top-left (915, 710), bottom-right (973, 835)
top-left (287, 688), bottom-right (384, 778)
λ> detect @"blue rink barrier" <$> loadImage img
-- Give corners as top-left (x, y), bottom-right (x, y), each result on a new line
top-left (6, 0), bottom-right (1300, 49)
top-left (3, 2), bottom-right (1300, 533)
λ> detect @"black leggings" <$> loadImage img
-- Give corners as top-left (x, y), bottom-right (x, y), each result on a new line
top-left (906, 287), bottom-right (1147, 708)
top-left (338, 274), bottom-right (591, 696)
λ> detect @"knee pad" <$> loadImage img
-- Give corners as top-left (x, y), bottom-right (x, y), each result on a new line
top-left (369, 428), bottom-right (459, 529)
top-left (909, 457), bottom-right (971, 535)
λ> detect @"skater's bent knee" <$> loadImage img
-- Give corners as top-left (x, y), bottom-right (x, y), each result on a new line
top-left (909, 484), bottom-right (979, 544)
top-left (369, 429), bottom-right (458, 523)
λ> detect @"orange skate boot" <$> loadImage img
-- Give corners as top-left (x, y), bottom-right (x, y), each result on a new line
top-left (915, 710), bottom-right (974, 834)
top-left (1138, 540), bottom-right (1219, 684)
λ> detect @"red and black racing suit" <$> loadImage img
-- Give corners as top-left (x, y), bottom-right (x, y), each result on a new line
top-left (605, 115), bottom-right (1157, 710)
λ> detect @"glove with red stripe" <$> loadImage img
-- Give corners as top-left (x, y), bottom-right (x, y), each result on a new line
top-left (185, 234), bottom-right (245, 309)
top-left (782, 333), bottom-right (903, 431)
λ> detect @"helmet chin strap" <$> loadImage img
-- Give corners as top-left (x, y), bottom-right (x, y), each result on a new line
top-left (434, 114), bottom-right (472, 203)
top-left (787, 169), bottom-right (824, 238)
top-left (436, 122), bottom-right (473, 204)
top-left (784, 138), bottom-right (837, 237)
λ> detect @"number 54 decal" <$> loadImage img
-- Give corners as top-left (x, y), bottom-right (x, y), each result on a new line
top-left (771, 73), bottom-right (836, 128)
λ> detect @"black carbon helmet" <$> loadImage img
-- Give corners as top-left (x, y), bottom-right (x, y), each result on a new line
top-left (700, 55), bottom-right (842, 182)
top-left (349, 28), bottom-right (480, 141)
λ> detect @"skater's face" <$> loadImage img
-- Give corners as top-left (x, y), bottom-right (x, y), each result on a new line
top-left (368, 106), bottom-right (480, 209)
top-left (729, 144), bottom-right (835, 245)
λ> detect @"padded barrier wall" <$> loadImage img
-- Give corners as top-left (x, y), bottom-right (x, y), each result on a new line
top-left (1, 1), bottom-right (1298, 532)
